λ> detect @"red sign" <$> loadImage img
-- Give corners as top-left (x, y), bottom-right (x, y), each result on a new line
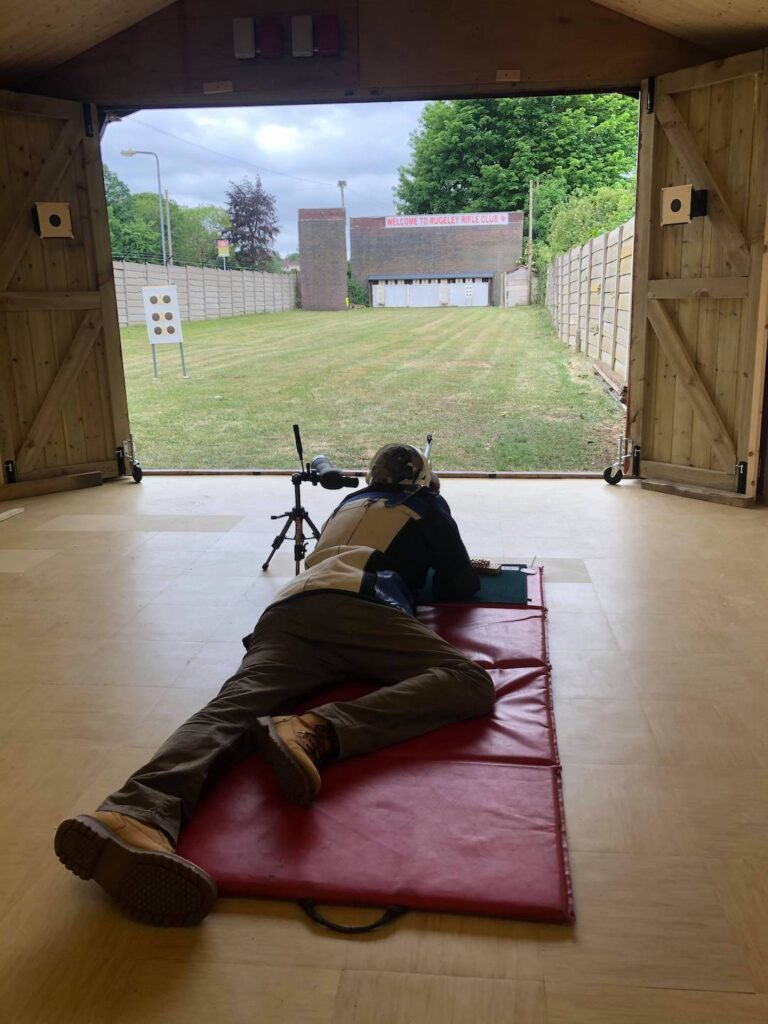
top-left (385, 212), bottom-right (510, 228)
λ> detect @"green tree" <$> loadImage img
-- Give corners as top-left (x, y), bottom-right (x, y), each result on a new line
top-left (546, 182), bottom-right (636, 255)
top-left (532, 180), bottom-right (636, 304)
top-left (103, 166), bottom-right (231, 266)
top-left (104, 165), bottom-right (133, 219)
top-left (170, 204), bottom-right (230, 266)
top-left (395, 96), bottom-right (638, 219)
top-left (225, 176), bottom-right (280, 269)
top-left (123, 192), bottom-right (166, 261)
top-left (103, 167), bottom-right (158, 261)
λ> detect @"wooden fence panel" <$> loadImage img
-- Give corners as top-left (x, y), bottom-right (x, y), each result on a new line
top-left (111, 261), bottom-right (299, 325)
top-left (169, 266), bottom-right (189, 321)
top-left (186, 267), bottom-right (206, 321)
top-left (546, 216), bottom-right (634, 382)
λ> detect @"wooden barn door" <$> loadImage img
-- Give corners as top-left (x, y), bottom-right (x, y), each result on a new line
top-left (628, 50), bottom-right (768, 501)
top-left (0, 91), bottom-right (131, 499)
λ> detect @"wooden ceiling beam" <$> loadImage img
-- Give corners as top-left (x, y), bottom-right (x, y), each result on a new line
top-left (593, 1), bottom-right (768, 55)
top-left (0, 1), bottom-right (178, 84)
top-left (26, 0), bottom-right (714, 109)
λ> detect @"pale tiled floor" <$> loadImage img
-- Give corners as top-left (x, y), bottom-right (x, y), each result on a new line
top-left (0, 476), bottom-right (766, 1023)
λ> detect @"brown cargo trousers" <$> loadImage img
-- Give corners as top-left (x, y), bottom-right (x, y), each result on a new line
top-left (99, 592), bottom-right (495, 844)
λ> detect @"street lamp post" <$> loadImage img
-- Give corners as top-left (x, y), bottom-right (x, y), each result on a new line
top-left (121, 149), bottom-right (170, 279)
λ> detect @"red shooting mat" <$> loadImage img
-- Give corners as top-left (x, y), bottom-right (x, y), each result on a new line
top-left (178, 569), bottom-right (574, 924)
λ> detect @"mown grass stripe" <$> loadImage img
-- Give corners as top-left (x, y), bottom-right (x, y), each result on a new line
top-left (120, 307), bottom-right (623, 471)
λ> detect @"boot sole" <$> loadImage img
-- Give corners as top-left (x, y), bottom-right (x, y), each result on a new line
top-left (255, 718), bottom-right (316, 806)
top-left (54, 816), bottom-right (217, 926)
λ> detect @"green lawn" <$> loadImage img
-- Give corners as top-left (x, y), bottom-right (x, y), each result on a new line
top-left (120, 307), bottom-right (624, 471)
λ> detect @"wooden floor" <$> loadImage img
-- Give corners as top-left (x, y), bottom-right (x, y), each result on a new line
top-left (0, 476), bottom-right (766, 1023)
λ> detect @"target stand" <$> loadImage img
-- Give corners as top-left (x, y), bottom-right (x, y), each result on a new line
top-left (141, 285), bottom-right (189, 380)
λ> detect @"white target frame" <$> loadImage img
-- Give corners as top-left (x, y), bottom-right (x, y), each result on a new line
top-left (141, 285), bottom-right (189, 379)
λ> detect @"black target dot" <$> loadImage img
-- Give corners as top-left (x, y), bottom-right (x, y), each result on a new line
top-left (152, 313), bottom-right (160, 321)
top-left (165, 312), bottom-right (173, 320)
top-left (49, 214), bottom-right (62, 227)
top-left (153, 327), bottom-right (162, 335)
top-left (150, 295), bottom-right (158, 304)
top-left (163, 295), bottom-right (171, 303)
top-left (671, 198), bottom-right (682, 213)
top-left (167, 326), bottom-right (175, 334)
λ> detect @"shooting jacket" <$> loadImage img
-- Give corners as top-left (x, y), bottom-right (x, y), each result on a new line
top-left (268, 484), bottom-right (479, 616)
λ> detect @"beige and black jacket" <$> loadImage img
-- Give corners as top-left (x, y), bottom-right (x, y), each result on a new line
top-left (269, 484), bottom-right (479, 617)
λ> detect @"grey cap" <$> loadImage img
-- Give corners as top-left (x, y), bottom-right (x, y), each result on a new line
top-left (367, 444), bottom-right (430, 486)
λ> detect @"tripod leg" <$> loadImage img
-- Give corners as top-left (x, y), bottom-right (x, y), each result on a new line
top-left (304, 512), bottom-right (322, 541)
top-left (294, 512), bottom-right (305, 577)
top-left (262, 516), bottom-right (294, 571)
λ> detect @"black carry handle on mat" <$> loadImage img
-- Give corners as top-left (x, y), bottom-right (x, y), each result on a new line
top-left (297, 899), bottom-right (408, 934)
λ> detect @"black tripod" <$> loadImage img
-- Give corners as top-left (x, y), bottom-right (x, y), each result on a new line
top-left (262, 425), bottom-right (323, 576)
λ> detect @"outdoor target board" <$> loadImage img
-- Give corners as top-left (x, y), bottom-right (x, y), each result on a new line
top-left (141, 285), bottom-right (189, 379)
top-left (142, 286), bottom-right (183, 343)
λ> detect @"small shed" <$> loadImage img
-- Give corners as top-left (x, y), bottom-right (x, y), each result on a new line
top-left (505, 267), bottom-right (539, 306)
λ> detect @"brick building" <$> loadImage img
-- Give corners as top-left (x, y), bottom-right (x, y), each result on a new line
top-left (350, 212), bottom-right (524, 307)
top-left (298, 208), bottom-right (347, 311)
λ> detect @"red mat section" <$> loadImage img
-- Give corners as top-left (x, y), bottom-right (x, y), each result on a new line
top-left (178, 569), bottom-right (574, 924)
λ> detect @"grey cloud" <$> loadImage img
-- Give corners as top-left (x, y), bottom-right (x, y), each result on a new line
top-left (101, 102), bottom-right (426, 256)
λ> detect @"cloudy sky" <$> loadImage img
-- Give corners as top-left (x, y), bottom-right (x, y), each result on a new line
top-left (101, 102), bottom-right (426, 256)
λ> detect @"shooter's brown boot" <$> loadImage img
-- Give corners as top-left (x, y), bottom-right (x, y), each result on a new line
top-left (257, 713), bottom-right (337, 805)
top-left (54, 811), bottom-right (217, 926)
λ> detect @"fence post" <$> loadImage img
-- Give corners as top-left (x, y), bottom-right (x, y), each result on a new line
top-left (552, 258), bottom-right (561, 321)
top-left (593, 236), bottom-right (598, 356)
top-left (561, 254), bottom-right (569, 339)
top-left (552, 257), bottom-right (558, 334)
top-left (575, 246), bottom-right (583, 352)
top-left (569, 248), bottom-right (573, 346)
top-left (610, 222), bottom-right (625, 374)
top-left (561, 255), bottom-right (567, 342)
top-left (597, 232), bottom-right (608, 365)
top-left (565, 255), bottom-right (570, 343)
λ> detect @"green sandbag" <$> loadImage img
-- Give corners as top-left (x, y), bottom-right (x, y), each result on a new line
top-left (417, 564), bottom-right (529, 606)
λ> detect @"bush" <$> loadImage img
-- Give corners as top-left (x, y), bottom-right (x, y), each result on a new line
top-left (347, 275), bottom-right (369, 307)
top-left (547, 182), bottom-right (636, 255)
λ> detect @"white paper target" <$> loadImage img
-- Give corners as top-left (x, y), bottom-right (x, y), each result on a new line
top-left (142, 286), bottom-right (184, 345)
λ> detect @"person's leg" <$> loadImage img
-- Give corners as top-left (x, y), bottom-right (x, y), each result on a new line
top-left (305, 597), bottom-right (495, 759)
top-left (97, 600), bottom-right (344, 844)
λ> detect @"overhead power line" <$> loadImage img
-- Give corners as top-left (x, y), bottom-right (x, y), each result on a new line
top-left (129, 117), bottom-right (362, 196)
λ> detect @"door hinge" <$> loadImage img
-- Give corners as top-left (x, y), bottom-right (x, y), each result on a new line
top-left (646, 77), bottom-right (656, 115)
top-left (82, 102), bottom-right (94, 138)
top-left (736, 461), bottom-right (748, 494)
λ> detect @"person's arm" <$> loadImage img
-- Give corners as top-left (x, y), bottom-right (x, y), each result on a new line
top-left (424, 494), bottom-right (481, 600)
